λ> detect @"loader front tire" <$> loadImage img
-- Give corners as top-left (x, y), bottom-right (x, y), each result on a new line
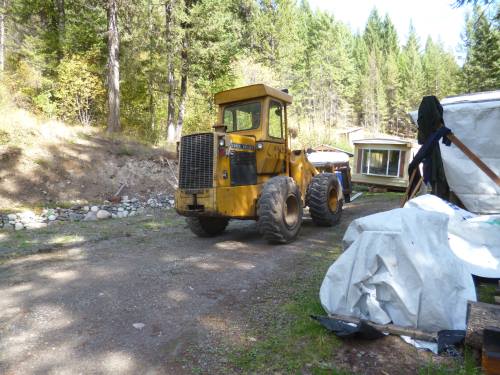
top-left (257, 176), bottom-right (303, 244)
top-left (186, 216), bottom-right (229, 237)
top-left (308, 173), bottom-right (343, 226)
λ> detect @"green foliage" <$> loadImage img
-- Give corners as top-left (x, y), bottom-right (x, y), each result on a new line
top-left (1, 0), bottom-right (497, 145)
top-left (55, 52), bottom-right (105, 126)
top-left (462, 5), bottom-right (500, 92)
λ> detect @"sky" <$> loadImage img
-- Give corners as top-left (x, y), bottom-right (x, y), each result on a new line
top-left (308, 0), bottom-right (470, 58)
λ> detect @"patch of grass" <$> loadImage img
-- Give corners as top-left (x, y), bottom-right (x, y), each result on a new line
top-left (115, 146), bottom-right (135, 157)
top-left (143, 221), bottom-right (162, 230)
top-left (477, 281), bottom-right (496, 304)
top-left (33, 157), bottom-right (51, 169)
top-left (0, 129), bottom-right (10, 144)
top-left (362, 191), bottom-right (403, 199)
top-left (229, 245), bottom-right (344, 374)
top-left (142, 217), bottom-right (183, 231)
top-left (47, 234), bottom-right (85, 245)
top-left (418, 350), bottom-right (481, 375)
top-left (352, 184), bottom-right (369, 192)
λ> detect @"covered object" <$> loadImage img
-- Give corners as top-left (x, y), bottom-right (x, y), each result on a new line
top-left (410, 91), bottom-right (500, 214)
top-left (405, 195), bottom-right (500, 279)
top-left (320, 200), bottom-right (477, 332)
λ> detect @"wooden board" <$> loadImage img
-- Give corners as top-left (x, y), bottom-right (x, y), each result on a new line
top-left (328, 314), bottom-right (437, 342)
top-left (465, 301), bottom-right (500, 350)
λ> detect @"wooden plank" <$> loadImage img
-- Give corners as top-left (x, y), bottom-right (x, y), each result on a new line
top-left (399, 150), bottom-right (406, 178)
top-left (482, 327), bottom-right (500, 375)
top-left (400, 168), bottom-right (418, 207)
top-left (356, 148), bottom-right (362, 174)
top-left (466, 301), bottom-right (500, 350)
top-left (328, 314), bottom-right (437, 342)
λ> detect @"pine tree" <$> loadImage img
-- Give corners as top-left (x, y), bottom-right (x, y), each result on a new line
top-left (462, 5), bottom-right (500, 92)
top-left (399, 23), bottom-right (424, 111)
top-left (422, 37), bottom-right (460, 98)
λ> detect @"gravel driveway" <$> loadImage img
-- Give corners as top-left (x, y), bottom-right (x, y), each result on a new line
top-left (0, 195), bottom-right (399, 374)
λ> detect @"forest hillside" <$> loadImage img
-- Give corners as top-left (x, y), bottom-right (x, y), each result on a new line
top-left (0, 0), bottom-right (498, 149)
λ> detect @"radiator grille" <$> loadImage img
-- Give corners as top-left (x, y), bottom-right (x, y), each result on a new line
top-left (179, 133), bottom-right (214, 189)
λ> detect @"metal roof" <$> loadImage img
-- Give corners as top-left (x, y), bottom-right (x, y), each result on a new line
top-left (214, 84), bottom-right (293, 105)
top-left (312, 144), bottom-right (354, 157)
top-left (441, 90), bottom-right (500, 106)
top-left (353, 138), bottom-right (413, 146)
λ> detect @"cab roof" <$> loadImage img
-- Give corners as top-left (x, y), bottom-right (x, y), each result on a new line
top-left (214, 84), bottom-right (293, 105)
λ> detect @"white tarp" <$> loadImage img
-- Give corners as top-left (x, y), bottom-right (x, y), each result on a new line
top-left (307, 151), bottom-right (350, 165)
top-left (320, 205), bottom-right (476, 332)
top-left (405, 195), bottom-right (500, 278)
top-left (409, 91), bottom-right (500, 214)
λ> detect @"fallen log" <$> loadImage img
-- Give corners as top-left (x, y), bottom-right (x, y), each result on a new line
top-left (466, 301), bottom-right (500, 350)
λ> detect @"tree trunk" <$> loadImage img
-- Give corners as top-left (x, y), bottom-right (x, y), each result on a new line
top-left (148, 0), bottom-right (155, 133)
top-left (107, 0), bottom-right (120, 133)
top-left (56, 0), bottom-right (65, 58)
top-left (0, 0), bottom-right (5, 72)
top-left (165, 0), bottom-right (176, 143)
top-left (175, 34), bottom-right (188, 141)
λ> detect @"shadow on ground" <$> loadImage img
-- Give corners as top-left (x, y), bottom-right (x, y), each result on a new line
top-left (0, 194), bottom-right (417, 374)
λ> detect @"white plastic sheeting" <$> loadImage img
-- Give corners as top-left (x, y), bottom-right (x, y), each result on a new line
top-left (405, 195), bottom-right (500, 278)
top-left (409, 91), bottom-right (500, 214)
top-left (320, 205), bottom-right (476, 332)
top-left (307, 151), bottom-right (350, 165)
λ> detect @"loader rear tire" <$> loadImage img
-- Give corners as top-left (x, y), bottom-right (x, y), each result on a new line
top-left (308, 173), bottom-right (343, 226)
top-left (257, 176), bottom-right (303, 244)
top-left (186, 216), bottom-right (229, 237)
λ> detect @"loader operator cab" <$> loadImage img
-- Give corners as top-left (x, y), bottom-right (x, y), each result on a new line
top-left (175, 84), bottom-right (344, 244)
top-left (217, 93), bottom-right (287, 143)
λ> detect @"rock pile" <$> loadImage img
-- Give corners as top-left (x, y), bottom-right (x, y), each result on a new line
top-left (0, 194), bottom-right (175, 231)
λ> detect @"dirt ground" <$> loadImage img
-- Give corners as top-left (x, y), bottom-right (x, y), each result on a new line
top-left (0, 195), bottom-right (456, 374)
top-left (0, 117), bottom-right (177, 210)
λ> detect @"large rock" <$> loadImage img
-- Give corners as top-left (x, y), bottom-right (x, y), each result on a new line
top-left (25, 222), bottom-right (48, 230)
top-left (14, 223), bottom-right (24, 231)
top-left (69, 212), bottom-right (83, 222)
top-left (7, 214), bottom-right (17, 221)
top-left (19, 211), bottom-right (35, 220)
top-left (90, 206), bottom-right (99, 212)
top-left (117, 211), bottom-right (128, 219)
top-left (83, 212), bottom-right (97, 221)
top-left (96, 210), bottom-right (111, 220)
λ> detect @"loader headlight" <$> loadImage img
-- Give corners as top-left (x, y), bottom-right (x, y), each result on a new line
top-left (218, 138), bottom-right (225, 147)
top-left (256, 142), bottom-right (264, 150)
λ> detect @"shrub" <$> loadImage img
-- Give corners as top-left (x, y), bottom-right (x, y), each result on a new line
top-left (55, 53), bottom-right (105, 126)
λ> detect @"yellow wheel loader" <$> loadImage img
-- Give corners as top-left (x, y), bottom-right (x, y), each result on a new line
top-left (175, 84), bottom-right (343, 244)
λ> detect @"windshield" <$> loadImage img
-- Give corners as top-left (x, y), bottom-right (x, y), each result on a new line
top-left (223, 102), bottom-right (261, 132)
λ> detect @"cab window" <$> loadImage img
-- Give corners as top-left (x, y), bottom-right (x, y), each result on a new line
top-left (223, 102), bottom-right (261, 132)
top-left (268, 101), bottom-right (283, 139)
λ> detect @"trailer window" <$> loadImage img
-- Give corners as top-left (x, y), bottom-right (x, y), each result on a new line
top-left (223, 102), bottom-right (261, 132)
top-left (361, 149), bottom-right (401, 177)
